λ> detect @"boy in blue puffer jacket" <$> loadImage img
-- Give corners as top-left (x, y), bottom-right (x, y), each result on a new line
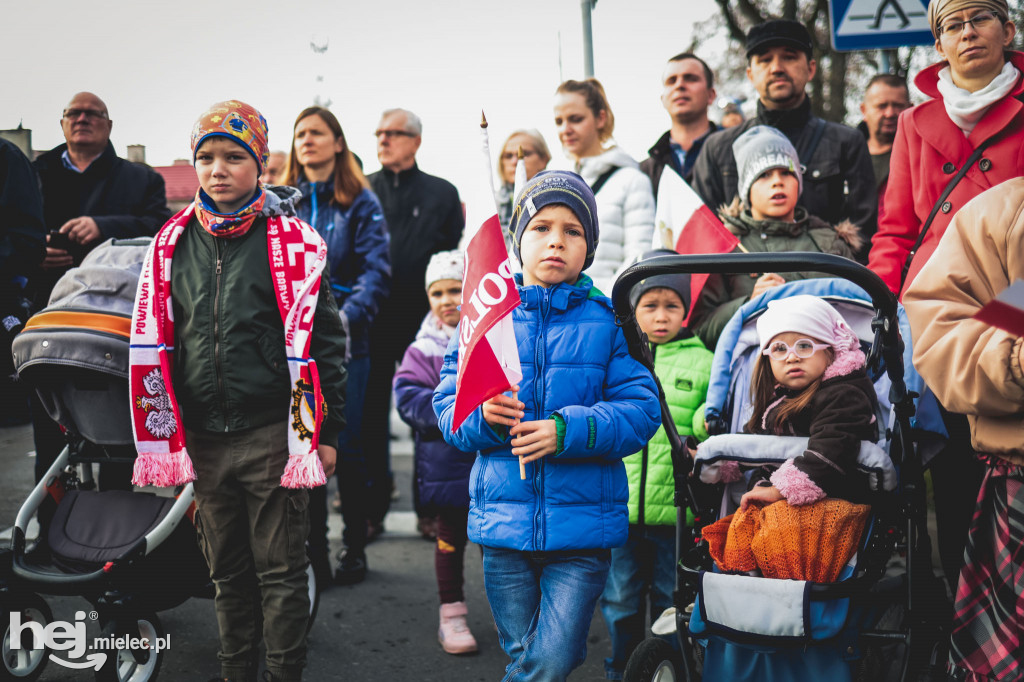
top-left (433, 170), bottom-right (661, 682)
top-left (600, 250), bottom-right (714, 680)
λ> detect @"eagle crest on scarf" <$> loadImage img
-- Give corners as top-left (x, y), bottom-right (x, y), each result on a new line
top-left (135, 368), bottom-right (176, 439)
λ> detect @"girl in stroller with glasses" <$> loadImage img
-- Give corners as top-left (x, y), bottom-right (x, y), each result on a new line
top-left (704, 294), bottom-right (879, 583)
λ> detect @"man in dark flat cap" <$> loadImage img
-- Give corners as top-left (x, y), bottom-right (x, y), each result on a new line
top-left (691, 20), bottom-right (877, 260)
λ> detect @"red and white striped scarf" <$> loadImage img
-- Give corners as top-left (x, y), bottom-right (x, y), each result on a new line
top-left (129, 203), bottom-right (330, 488)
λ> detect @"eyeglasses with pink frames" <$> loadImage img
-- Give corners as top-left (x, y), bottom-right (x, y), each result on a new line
top-left (762, 338), bottom-right (830, 361)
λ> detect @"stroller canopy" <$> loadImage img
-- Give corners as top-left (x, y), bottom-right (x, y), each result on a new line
top-left (13, 237), bottom-right (151, 445)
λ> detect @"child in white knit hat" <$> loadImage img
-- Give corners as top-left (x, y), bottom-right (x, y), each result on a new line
top-left (393, 250), bottom-right (479, 655)
top-left (741, 294), bottom-right (877, 508)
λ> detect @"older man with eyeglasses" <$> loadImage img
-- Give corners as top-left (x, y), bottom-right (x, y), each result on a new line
top-left (28, 92), bottom-right (170, 485)
top-left (347, 108), bottom-right (463, 578)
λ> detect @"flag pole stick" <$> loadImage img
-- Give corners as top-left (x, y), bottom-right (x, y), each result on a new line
top-left (513, 390), bottom-right (526, 479)
top-left (480, 112), bottom-right (527, 480)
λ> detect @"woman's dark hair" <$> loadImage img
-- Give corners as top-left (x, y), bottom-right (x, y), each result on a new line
top-left (282, 106), bottom-right (368, 208)
top-left (556, 78), bottom-right (615, 142)
top-left (745, 348), bottom-right (834, 434)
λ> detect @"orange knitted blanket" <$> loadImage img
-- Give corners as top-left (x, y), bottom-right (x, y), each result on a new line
top-left (702, 498), bottom-right (870, 583)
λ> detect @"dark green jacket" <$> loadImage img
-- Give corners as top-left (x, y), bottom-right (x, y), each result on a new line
top-left (690, 201), bottom-right (861, 350)
top-left (170, 207), bottom-right (347, 446)
top-left (625, 333), bottom-right (713, 526)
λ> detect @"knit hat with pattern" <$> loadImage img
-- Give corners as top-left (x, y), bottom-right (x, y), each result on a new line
top-left (191, 100), bottom-right (269, 174)
top-left (509, 170), bottom-right (599, 271)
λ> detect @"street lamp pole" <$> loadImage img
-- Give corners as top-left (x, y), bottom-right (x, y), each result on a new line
top-left (581, 0), bottom-right (596, 77)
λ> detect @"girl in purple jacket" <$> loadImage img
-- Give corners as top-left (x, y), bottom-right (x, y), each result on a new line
top-left (393, 250), bottom-right (478, 655)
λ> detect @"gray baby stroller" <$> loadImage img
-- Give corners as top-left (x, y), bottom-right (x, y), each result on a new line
top-left (5, 238), bottom-right (320, 682)
top-left (611, 253), bottom-right (940, 682)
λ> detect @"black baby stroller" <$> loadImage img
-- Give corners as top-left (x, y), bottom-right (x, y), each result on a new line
top-left (611, 252), bottom-right (940, 682)
top-left (4, 238), bottom-right (320, 682)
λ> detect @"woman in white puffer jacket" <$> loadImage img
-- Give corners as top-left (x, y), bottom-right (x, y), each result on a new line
top-left (554, 78), bottom-right (655, 294)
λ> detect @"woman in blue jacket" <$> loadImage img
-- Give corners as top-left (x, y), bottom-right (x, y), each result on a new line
top-left (434, 170), bottom-right (660, 681)
top-left (283, 106), bottom-right (391, 586)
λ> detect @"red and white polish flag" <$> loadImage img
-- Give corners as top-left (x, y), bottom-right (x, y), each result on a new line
top-left (452, 214), bottom-right (522, 432)
top-left (653, 170), bottom-right (740, 324)
top-left (450, 116), bottom-right (523, 432)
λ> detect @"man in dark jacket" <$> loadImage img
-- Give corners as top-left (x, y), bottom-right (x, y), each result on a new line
top-left (690, 20), bottom-right (877, 261)
top-left (640, 52), bottom-right (718, 197)
top-left (358, 108), bottom-right (463, 570)
top-left (30, 91), bottom-right (171, 483)
top-left (0, 138), bottom-right (45, 425)
top-left (857, 74), bottom-right (911, 218)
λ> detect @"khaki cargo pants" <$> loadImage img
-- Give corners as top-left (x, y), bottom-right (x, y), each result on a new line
top-left (189, 421), bottom-right (310, 682)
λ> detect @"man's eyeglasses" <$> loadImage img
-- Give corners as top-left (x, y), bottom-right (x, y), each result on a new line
top-left (938, 11), bottom-right (998, 37)
top-left (374, 129), bottom-right (416, 139)
top-left (762, 339), bottom-right (830, 361)
top-left (501, 150), bottom-right (537, 161)
top-left (63, 108), bottom-right (108, 121)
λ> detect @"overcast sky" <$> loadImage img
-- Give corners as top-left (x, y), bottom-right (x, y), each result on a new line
top-left (1, 0), bottom-right (741, 207)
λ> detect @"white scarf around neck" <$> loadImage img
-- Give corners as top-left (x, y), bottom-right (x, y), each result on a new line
top-left (936, 61), bottom-right (1020, 136)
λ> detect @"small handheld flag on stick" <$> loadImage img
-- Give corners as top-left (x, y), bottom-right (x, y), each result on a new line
top-left (453, 113), bottom-right (524, 477)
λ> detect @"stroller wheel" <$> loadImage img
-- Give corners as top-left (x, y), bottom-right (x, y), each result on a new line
top-left (95, 613), bottom-right (163, 682)
top-left (306, 563), bottom-right (320, 634)
top-left (623, 638), bottom-right (684, 682)
top-left (0, 593), bottom-right (52, 682)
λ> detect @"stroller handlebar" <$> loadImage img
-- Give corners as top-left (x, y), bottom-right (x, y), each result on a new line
top-left (611, 252), bottom-right (897, 323)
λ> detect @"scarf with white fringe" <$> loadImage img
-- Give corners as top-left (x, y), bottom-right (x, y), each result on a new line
top-left (129, 202), bottom-right (329, 488)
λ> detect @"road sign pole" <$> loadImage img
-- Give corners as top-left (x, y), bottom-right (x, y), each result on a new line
top-left (581, 0), bottom-right (595, 78)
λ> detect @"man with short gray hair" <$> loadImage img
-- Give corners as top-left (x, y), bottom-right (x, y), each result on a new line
top-left (29, 91), bottom-right (169, 487)
top-left (338, 108), bottom-right (463, 582)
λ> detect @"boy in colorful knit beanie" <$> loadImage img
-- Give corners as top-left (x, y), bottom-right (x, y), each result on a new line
top-left (393, 250), bottom-right (480, 655)
top-left (600, 248), bottom-right (715, 680)
top-left (129, 100), bottom-right (348, 682)
top-left (434, 170), bottom-right (661, 681)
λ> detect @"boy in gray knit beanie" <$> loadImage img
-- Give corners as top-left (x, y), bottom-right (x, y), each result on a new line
top-left (733, 125), bottom-right (803, 216)
top-left (689, 124), bottom-right (862, 348)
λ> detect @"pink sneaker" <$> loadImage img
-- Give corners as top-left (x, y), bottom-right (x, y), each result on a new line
top-left (438, 602), bottom-right (478, 655)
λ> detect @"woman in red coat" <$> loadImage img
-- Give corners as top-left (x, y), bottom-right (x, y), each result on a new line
top-left (867, 0), bottom-right (1022, 598)
top-left (868, 1), bottom-right (1021, 297)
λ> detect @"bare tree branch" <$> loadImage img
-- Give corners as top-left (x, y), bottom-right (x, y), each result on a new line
top-left (782, 0), bottom-right (798, 20)
top-left (735, 0), bottom-right (767, 26)
top-left (713, 0), bottom-right (749, 43)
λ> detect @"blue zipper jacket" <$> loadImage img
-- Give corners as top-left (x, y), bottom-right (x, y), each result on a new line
top-left (293, 179), bottom-right (391, 359)
top-left (433, 275), bottom-right (660, 552)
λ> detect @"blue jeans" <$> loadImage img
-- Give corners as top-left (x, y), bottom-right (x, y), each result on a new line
top-left (483, 546), bottom-right (610, 682)
top-left (600, 525), bottom-right (677, 680)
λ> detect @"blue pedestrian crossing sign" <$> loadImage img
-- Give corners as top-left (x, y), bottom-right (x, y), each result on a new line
top-left (829, 0), bottom-right (934, 51)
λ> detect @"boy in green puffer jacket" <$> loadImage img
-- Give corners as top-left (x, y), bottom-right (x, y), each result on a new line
top-left (600, 250), bottom-right (713, 680)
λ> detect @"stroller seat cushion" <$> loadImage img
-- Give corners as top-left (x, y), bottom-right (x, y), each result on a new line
top-left (48, 489), bottom-right (175, 569)
top-left (689, 566), bottom-right (855, 642)
top-left (697, 572), bottom-right (810, 638)
top-left (695, 433), bottom-right (897, 492)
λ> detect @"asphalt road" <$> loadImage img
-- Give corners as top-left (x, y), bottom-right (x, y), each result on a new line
top-left (0, 415), bottom-right (613, 682)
